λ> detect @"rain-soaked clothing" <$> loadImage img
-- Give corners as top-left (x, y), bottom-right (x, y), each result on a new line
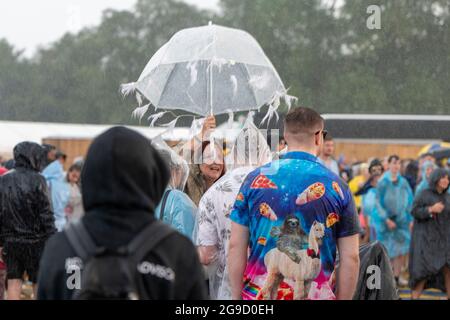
top-left (376, 172), bottom-right (413, 259)
top-left (196, 119), bottom-right (273, 300)
top-left (43, 160), bottom-right (70, 231)
top-left (0, 142), bottom-right (56, 283)
top-left (415, 161), bottom-right (437, 197)
top-left (65, 183), bottom-right (84, 224)
top-left (197, 166), bottom-right (255, 300)
top-left (37, 127), bottom-right (207, 300)
top-left (409, 169), bottom-right (450, 292)
top-left (361, 186), bottom-right (383, 242)
top-left (155, 186), bottom-right (197, 240)
top-left (153, 144), bottom-right (196, 239)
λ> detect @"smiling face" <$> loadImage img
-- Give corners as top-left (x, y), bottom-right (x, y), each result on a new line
top-left (199, 144), bottom-right (224, 184)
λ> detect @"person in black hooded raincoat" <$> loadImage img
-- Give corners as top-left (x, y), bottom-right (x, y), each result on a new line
top-left (0, 142), bottom-right (56, 300)
top-left (37, 127), bottom-right (207, 300)
top-left (409, 168), bottom-right (450, 299)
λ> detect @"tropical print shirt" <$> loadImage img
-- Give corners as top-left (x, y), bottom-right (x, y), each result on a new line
top-left (230, 152), bottom-right (360, 300)
top-left (196, 166), bottom-right (254, 300)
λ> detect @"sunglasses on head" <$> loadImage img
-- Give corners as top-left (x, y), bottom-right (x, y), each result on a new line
top-left (315, 129), bottom-right (328, 139)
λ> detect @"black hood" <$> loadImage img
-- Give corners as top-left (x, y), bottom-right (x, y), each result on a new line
top-left (81, 126), bottom-right (170, 247)
top-left (429, 168), bottom-right (450, 193)
top-left (13, 142), bottom-right (45, 172)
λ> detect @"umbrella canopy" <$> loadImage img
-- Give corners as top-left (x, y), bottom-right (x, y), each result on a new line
top-left (418, 142), bottom-right (450, 156)
top-left (121, 23), bottom-right (293, 119)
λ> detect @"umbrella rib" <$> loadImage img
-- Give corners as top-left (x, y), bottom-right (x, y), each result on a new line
top-left (241, 63), bottom-right (260, 109)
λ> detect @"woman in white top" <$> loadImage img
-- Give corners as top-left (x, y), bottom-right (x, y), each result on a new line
top-left (64, 163), bottom-right (84, 224)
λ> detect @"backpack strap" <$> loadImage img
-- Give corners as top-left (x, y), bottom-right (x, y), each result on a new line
top-left (127, 220), bottom-right (175, 263)
top-left (159, 189), bottom-right (172, 220)
top-left (65, 220), bottom-right (97, 261)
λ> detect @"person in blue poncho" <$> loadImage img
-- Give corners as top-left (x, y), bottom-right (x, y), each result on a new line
top-left (376, 155), bottom-right (414, 286)
top-left (42, 153), bottom-right (70, 232)
top-left (361, 172), bottom-right (384, 242)
top-left (154, 148), bottom-right (197, 240)
top-left (415, 161), bottom-right (437, 197)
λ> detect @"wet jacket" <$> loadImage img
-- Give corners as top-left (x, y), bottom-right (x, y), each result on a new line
top-left (155, 187), bottom-right (197, 240)
top-left (409, 169), bottom-right (450, 291)
top-left (37, 127), bottom-right (207, 300)
top-left (0, 142), bottom-right (56, 245)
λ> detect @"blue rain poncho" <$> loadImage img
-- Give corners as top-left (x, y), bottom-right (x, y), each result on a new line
top-left (153, 144), bottom-right (197, 240)
top-left (154, 186), bottom-right (197, 240)
top-left (42, 160), bottom-right (70, 231)
top-left (361, 186), bottom-right (387, 242)
top-left (376, 171), bottom-right (414, 258)
top-left (414, 161), bottom-right (437, 197)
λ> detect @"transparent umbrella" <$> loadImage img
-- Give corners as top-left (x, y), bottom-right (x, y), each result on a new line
top-left (121, 22), bottom-right (295, 120)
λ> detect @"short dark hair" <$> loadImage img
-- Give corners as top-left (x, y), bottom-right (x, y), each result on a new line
top-left (55, 151), bottom-right (67, 161)
top-left (388, 155), bottom-right (400, 163)
top-left (369, 159), bottom-right (383, 174)
top-left (284, 107), bottom-right (324, 136)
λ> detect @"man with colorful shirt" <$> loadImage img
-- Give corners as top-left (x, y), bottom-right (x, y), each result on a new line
top-left (228, 107), bottom-right (360, 300)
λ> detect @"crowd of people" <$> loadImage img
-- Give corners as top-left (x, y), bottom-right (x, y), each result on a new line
top-left (319, 138), bottom-right (450, 298)
top-left (0, 107), bottom-right (449, 300)
top-left (0, 144), bottom-right (84, 299)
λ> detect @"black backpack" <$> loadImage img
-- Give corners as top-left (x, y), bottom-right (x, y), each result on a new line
top-left (65, 220), bottom-right (175, 300)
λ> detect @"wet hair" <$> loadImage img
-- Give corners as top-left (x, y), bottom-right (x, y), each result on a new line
top-left (388, 155), bottom-right (400, 163)
top-left (284, 107), bottom-right (324, 136)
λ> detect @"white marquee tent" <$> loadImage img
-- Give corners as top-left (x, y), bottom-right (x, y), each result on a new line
top-left (0, 121), bottom-right (191, 155)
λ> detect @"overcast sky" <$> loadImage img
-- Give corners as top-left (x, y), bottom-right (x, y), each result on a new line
top-left (0, 0), bottom-right (219, 56)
